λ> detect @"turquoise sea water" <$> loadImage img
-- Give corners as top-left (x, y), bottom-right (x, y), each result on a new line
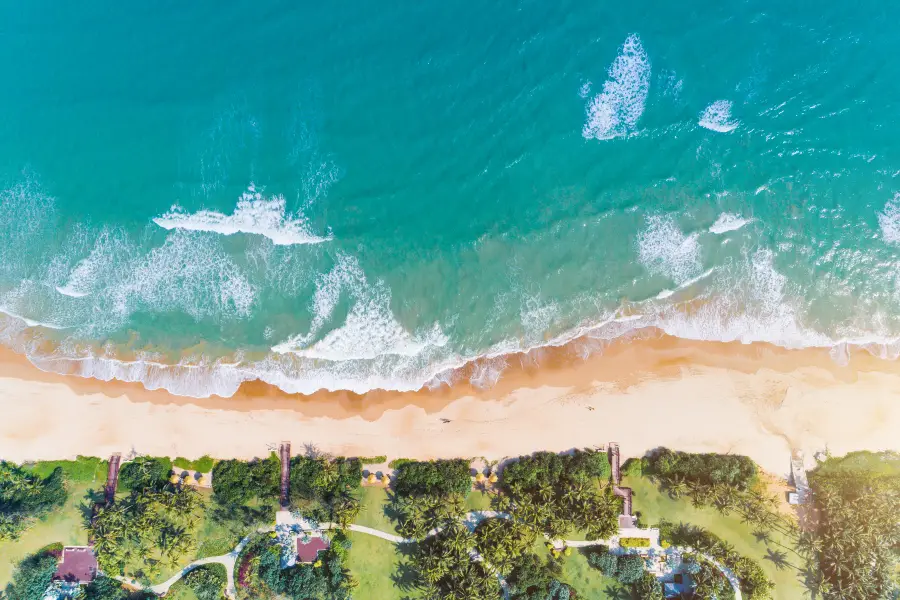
top-left (2, 0), bottom-right (900, 397)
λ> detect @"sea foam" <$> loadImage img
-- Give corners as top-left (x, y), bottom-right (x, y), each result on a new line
top-left (273, 254), bottom-right (447, 361)
top-left (582, 34), bottom-right (651, 140)
top-left (637, 215), bottom-right (702, 284)
top-left (153, 186), bottom-right (330, 245)
top-left (709, 213), bottom-right (752, 234)
top-left (699, 100), bottom-right (740, 133)
top-left (878, 193), bottom-right (900, 244)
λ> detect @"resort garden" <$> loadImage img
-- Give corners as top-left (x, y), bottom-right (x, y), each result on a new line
top-left (0, 446), bottom-right (848, 600)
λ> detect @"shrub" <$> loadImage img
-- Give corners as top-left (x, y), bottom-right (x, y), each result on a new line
top-left (84, 576), bottom-right (130, 600)
top-left (0, 462), bottom-right (67, 540)
top-left (393, 459), bottom-right (471, 497)
top-left (213, 454), bottom-right (280, 505)
top-left (212, 459), bottom-right (253, 505)
top-left (622, 458), bottom-right (643, 478)
top-left (28, 456), bottom-right (107, 482)
top-left (633, 571), bottom-right (664, 600)
top-left (184, 564), bottom-right (226, 600)
top-left (5, 551), bottom-right (58, 600)
top-left (387, 458), bottom-right (415, 469)
top-left (356, 455), bottom-right (387, 464)
top-left (173, 455), bottom-right (215, 472)
top-left (647, 449), bottom-right (757, 491)
top-left (616, 554), bottom-right (645, 585)
top-left (119, 457), bottom-right (172, 491)
top-left (619, 537), bottom-right (651, 548)
top-left (587, 550), bottom-right (618, 577)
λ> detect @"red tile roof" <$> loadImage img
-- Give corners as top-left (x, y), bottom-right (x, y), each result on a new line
top-left (297, 536), bottom-right (329, 563)
top-left (55, 547), bottom-right (98, 584)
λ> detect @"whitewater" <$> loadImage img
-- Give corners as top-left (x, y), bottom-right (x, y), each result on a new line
top-left (2, 0), bottom-right (900, 397)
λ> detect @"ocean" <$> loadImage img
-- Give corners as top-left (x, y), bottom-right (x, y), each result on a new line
top-left (2, 0), bottom-right (900, 397)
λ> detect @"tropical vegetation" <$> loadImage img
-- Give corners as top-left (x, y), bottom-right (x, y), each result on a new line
top-left (0, 462), bottom-right (67, 541)
top-left (497, 449), bottom-right (618, 540)
top-left (804, 451), bottom-right (900, 600)
top-left (91, 480), bottom-right (205, 579)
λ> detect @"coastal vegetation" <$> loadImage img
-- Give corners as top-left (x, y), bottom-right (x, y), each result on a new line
top-left (172, 456), bottom-right (215, 473)
top-left (0, 448), bottom-right (873, 600)
top-left (804, 451), bottom-right (900, 600)
top-left (3, 546), bottom-right (59, 600)
top-left (497, 449), bottom-right (618, 540)
top-left (0, 462), bottom-right (67, 541)
top-left (236, 531), bottom-right (356, 600)
top-left (91, 480), bottom-right (204, 580)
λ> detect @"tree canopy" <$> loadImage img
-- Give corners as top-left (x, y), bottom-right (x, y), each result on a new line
top-left (4, 550), bottom-right (59, 600)
top-left (119, 457), bottom-right (173, 491)
top-left (807, 453), bottom-right (900, 600)
top-left (392, 459), bottom-right (470, 498)
top-left (646, 449), bottom-right (758, 491)
top-left (212, 454), bottom-right (280, 506)
top-left (91, 482), bottom-right (204, 578)
top-left (498, 450), bottom-right (618, 540)
top-left (0, 462), bottom-right (67, 540)
top-left (183, 564), bottom-right (227, 600)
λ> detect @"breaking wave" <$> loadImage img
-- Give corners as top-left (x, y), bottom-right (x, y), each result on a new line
top-left (582, 34), bottom-right (651, 140)
top-left (699, 100), bottom-right (740, 133)
top-left (709, 213), bottom-right (752, 234)
top-left (153, 185), bottom-right (330, 245)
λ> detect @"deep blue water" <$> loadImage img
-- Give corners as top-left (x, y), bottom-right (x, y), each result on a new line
top-left (2, 0), bottom-right (900, 396)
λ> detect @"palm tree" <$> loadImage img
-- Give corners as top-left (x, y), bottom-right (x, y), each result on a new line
top-left (668, 475), bottom-right (688, 499)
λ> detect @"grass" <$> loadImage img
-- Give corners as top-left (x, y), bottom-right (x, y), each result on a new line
top-left (813, 450), bottom-right (900, 478)
top-left (25, 456), bottom-right (108, 483)
top-left (0, 480), bottom-right (96, 587)
top-left (560, 549), bottom-right (628, 599)
top-left (624, 474), bottom-right (810, 600)
top-left (345, 531), bottom-right (409, 600)
top-left (173, 456), bottom-right (216, 473)
top-left (464, 489), bottom-right (493, 511)
top-left (355, 487), bottom-right (400, 535)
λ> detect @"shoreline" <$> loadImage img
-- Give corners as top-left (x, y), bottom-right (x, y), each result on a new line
top-left (2, 334), bottom-right (900, 476)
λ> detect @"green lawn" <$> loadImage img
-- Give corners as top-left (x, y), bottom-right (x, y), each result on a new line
top-left (345, 531), bottom-right (409, 600)
top-left (0, 480), bottom-right (95, 587)
top-left (464, 489), bottom-right (493, 511)
top-left (355, 486), bottom-right (400, 535)
top-left (560, 549), bottom-right (628, 599)
top-left (624, 474), bottom-right (811, 600)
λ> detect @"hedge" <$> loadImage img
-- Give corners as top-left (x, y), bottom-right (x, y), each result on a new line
top-left (618, 537), bottom-right (651, 548)
top-left (173, 455), bottom-right (216, 473)
top-left (357, 455), bottom-right (388, 464)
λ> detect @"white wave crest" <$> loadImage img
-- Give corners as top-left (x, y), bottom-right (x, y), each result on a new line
top-left (582, 34), bottom-right (651, 140)
top-left (56, 229), bottom-right (131, 298)
top-left (637, 215), bottom-right (702, 283)
top-left (109, 231), bottom-right (256, 324)
top-left (709, 213), bottom-right (752, 234)
top-left (273, 254), bottom-right (447, 361)
top-left (699, 100), bottom-right (739, 133)
top-left (153, 186), bottom-right (330, 245)
top-left (878, 193), bottom-right (900, 245)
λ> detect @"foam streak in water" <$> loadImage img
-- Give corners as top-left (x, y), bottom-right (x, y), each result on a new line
top-left (709, 213), bottom-right (752, 234)
top-left (153, 186), bottom-right (330, 245)
top-left (582, 34), bottom-right (651, 140)
top-left (699, 100), bottom-right (739, 132)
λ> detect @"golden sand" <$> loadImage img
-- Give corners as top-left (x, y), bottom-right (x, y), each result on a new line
top-left (2, 333), bottom-right (900, 475)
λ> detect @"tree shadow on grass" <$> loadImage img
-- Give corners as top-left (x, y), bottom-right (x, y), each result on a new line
top-left (390, 560), bottom-right (421, 594)
top-left (603, 583), bottom-right (631, 600)
top-left (78, 487), bottom-right (105, 529)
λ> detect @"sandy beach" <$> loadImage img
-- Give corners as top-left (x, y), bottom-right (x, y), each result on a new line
top-left (2, 333), bottom-right (900, 477)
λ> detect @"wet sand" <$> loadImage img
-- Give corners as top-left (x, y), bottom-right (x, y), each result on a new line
top-left (2, 332), bottom-right (900, 476)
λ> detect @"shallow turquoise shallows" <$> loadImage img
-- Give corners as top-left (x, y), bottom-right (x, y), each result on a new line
top-left (2, 0), bottom-right (900, 396)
